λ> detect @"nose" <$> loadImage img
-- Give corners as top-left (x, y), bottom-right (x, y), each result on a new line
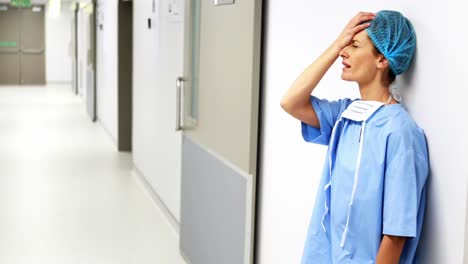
top-left (339, 45), bottom-right (349, 58)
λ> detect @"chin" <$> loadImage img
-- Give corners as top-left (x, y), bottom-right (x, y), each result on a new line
top-left (341, 73), bottom-right (354, 82)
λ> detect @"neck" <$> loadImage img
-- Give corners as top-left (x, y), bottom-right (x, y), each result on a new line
top-left (358, 80), bottom-right (394, 104)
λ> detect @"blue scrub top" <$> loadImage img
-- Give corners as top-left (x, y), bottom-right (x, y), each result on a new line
top-left (301, 96), bottom-right (429, 264)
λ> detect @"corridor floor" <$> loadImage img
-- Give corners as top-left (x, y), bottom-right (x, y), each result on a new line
top-left (0, 85), bottom-right (185, 264)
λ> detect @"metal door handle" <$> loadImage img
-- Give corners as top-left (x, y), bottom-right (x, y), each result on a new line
top-left (21, 48), bottom-right (44, 54)
top-left (176, 77), bottom-right (197, 131)
top-left (87, 49), bottom-right (94, 66)
top-left (176, 77), bottom-right (185, 131)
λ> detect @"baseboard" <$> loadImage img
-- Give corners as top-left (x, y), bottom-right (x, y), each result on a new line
top-left (96, 118), bottom-right (118, 148)
top-left (131, 167), bottom-right (180, 235)
top-left (180, 249), bottom-right (193, 264)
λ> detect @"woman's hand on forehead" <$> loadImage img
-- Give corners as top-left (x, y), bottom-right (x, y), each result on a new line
top-left (334, 12), bottom-right (376, 50)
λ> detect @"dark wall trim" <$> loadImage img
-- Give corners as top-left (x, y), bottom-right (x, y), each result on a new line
top-left (117, 0), bottom-right (133, 151)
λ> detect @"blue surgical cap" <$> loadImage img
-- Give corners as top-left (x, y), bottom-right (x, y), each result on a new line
top-left (366, 10), bottom-right (416, 75)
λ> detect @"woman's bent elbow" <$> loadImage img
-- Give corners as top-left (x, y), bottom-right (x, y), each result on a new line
top-left (280, 98), bottom-right (292, 114)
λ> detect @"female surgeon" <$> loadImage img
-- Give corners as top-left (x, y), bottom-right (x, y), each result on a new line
top-left (280, 11), bottom-right (429, 264)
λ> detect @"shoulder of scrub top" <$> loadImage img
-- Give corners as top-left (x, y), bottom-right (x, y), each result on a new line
top-left (380, 106), bottom-right (428, 157)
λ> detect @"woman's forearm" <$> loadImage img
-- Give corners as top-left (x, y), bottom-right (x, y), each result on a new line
top-left (280, 12), bottom-right (374, 127)
top-left (280, 43), bottom-right (341, 114)
top-left (280, 12), bottom-right (375, 115)
top-left (375, 235), bottom-right (407, 264)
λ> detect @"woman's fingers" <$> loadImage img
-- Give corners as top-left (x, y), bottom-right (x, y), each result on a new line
top-left (347, 13), bottom-right (374, 35)
top-left (352, 22), bottom-right (371, 34)
top-left (334, 12), bottom-right (375, 50)
top-left (350, 12), bottom-right (375, 27)
top-left (354, 12), bottom-right (376, 20)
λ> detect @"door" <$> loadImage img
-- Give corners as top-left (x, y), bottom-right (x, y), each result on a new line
top-left (0, 5), bottom-right (45, 85)
top-left (70, 5), bottom-right (78, 93)
top-left (132, 0), bottom-right (184, 225)
top-left (76, 5), bottom-right (87, 96)
top-left (0, 6), bottom-right (20, 85)
top-left (86, 5), bottom-right (96, 121)
top-left (76, 1), bottom-right (97, 122)
top-left (179, 1), bottom-right (263, 264)
top-left (77, 2), bottom-right (97, 121)
top-left (147, 0), bottom-right (184, 221)
top-left (20, 6), bottom-right (45, 85)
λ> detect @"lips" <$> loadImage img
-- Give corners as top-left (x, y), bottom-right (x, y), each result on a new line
top-left (342, 61), bottom-right (351, 68)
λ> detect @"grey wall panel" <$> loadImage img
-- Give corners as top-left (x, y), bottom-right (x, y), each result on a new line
top-left (181, 136), bottom-right (247, 264)
top-left (72, 60), bottom-right (77, 92)
top-left (86, 68), bottom-right (95, 121)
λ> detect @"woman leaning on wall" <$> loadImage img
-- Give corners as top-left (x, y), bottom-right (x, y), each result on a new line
top-left (281, 11), bottom-right (429, 264)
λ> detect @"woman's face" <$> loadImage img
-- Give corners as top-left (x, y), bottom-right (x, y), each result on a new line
top-left (339, 30), bottom-right (381, 85)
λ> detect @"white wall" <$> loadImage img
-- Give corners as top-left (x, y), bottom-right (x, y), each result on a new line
top-left (132, 0), bottom-right (183, 223)
top-left (258, 1), bottom-right (468, 263)
top-left (96, 0), bottom-right (118, 142)
top-left (45, 4), bottom-right (72, 83)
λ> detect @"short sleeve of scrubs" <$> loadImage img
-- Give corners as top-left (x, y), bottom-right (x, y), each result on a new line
top-left (301, 96), bottom-right (351, 146)
top-left (383, 127), bottom-right (429, 237)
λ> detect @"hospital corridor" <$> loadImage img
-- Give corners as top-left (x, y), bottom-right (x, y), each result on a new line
top-left (0, 85), bottom-right (184, 263)
top-left (0, 0), bottom-right (467, 264)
